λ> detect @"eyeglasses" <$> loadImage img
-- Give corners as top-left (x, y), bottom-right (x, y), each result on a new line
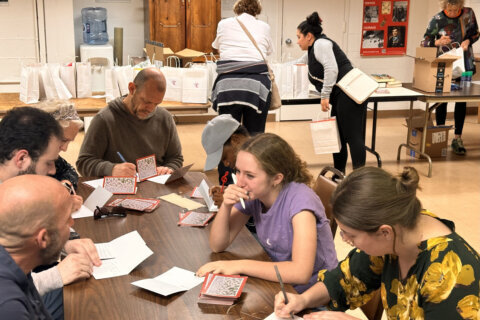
top-left (94, 206), bottom-right (127, 220)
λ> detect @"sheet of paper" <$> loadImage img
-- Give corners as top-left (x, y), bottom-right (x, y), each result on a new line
top-left (147, 174), bottom-right (170, 184)
top-left (82, 178), bottom-right (104, 189)
top-left (92, 230), bottom-right (153, 279)
top-left (95, 243), bottom-right (115, 260)
top-left (159, 193), bottom-right (204, 211)
top-left (190, 186), bottom-right (203, 198)
top-left (264, 312), bottom-right (303, 320)
top-left (131, 267), bottom-right (204, 296)
top-left (71, 187), bottom-right (112, 219)
top-left (198, 179), bottom-right (218, 212)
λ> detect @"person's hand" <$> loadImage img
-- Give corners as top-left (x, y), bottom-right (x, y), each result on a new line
top-left (157, 166), bottom-right (173, 175)
top-left (196, 260), bottom-right (240, 277)
top-left (303, 311), bottom-right (360, 319)
top-left (461, 39), bottom-right (470, 51)
top-left (222, 184), bottom-right (249, 208)
top-left (63, 238), bottom-right (101, 266)
top-left (435, 35), bottom-right (452, 46)
top-left (210, 186), bottom-right (224, 207)
top-left (321, 99), bottom-right (330, 112)
top-left (274, 291), bottom-right (307, 318)
top-left (71, 195), bottom-right (83, 212)
top-left (57, 253), bottom-right (94, 285)
top-left (112, 163), bottom-right (136, 176)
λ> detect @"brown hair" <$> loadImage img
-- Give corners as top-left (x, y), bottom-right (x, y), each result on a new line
top-left (239, 133), bottom-right (312, 186)
top-left (331, 166), bottom-right (422, 233)
top-left (440, 0), bottom-right (464, 9)
top-left (233, 0), bottom-right (262, 16)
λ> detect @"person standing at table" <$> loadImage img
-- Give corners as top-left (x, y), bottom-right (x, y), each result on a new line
top-left (296, 12), bottom-right (366, 176)
top-left (196, 133), bottom-right (337, 293)
top-left (77, 67), bottom-right (183, 177)
top-left (211, 0), bottom-right (274, 134)
top-left (0, 175), bottom-right (75, 319)
top-left (422, 0), bottom-right (480, 155)
top-left (274, 167), bottom-right (480, 319)
top-left (36, 100), bottom-right (84, 211)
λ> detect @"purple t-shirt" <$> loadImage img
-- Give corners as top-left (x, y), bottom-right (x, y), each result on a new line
top-left (235, 182), bottom-right (338, 293)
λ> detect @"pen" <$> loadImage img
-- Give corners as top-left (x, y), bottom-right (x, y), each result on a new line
top-left (117, 151), bottom-right (127, 163)
top-left (220, 171), bottom-right (229, 193)
top-left (231, 173), bottom-right (245, 209)
top-left (274, 265), bottom-right (294, 319)
top-left (117, 151), bottom-right (139, 180)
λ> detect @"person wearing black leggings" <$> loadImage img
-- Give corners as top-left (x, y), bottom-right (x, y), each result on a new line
top-left (296, 12), bottom-right (366, 175)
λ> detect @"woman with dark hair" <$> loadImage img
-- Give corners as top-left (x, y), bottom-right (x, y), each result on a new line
top-left (211, 0), bottom-right (274, 134)
top-left (274, 166), bottom-right (480, 319)
top-left (422, 0), bottom-right (479, 155)
top-left (196, 133), bottom-right (337, 293)
top-left (296, 12), bottom-right (366, 176)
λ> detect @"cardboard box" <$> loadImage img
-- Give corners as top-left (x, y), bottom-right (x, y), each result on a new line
top-left (405, 113), bottom-right (452, 158)
top-left (145, 41), bottom-right (165, 66)
top-left (412, 47), bottom-right (459, 93)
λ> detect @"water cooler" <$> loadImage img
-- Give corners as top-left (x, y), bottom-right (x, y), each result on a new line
top-left (80, 43), bottom-right (113, 93)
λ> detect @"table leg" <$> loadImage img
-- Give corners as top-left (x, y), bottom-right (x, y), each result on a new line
top-left (364, 102), bottom-right (382, 167)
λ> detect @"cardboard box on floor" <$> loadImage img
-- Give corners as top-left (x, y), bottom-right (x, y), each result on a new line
top-left (405, 112), bottom-right (452, 158)
top-left (413, 47), bottom-right (459, 93)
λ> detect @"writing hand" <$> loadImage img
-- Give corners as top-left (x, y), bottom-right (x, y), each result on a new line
top-left (112, 163), bottom-right (136, 176)
top-left (57, 253), bottom-right (94, 285)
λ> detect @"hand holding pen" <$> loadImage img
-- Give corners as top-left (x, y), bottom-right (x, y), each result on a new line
top-left (112, 151), bottom-right (137, 177)
top-left (219, 173), bottom-right (249, 209)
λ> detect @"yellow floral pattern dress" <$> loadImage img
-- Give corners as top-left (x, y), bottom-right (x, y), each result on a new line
top-left (319, 213), bottom-right (480, 319)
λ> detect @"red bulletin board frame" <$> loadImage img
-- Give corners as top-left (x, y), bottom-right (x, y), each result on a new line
top-left (361, 0), bottom-right (409, 56)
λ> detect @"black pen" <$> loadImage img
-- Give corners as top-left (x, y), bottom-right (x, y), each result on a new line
top-left (274, 265), bottom-right (294, 319)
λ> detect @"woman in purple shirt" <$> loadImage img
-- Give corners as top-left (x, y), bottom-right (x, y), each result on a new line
top-left (196, 133), bottom-right (337, 293)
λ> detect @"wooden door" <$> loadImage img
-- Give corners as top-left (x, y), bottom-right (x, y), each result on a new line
top-left (149, 0), bottom-right (186, 53)
top-left (186, 0), bottom-right (221, 53)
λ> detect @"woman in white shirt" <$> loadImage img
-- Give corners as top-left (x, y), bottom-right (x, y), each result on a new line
top-left (211, 0), bottom-right (273, 135)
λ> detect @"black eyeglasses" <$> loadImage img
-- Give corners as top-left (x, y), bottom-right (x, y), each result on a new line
top-left (94, 206), bottom-right (127, 220)
top-left (62, 181), bottom-right (75, 195)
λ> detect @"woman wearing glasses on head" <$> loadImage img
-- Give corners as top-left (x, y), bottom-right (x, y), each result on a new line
top-left (274, 166), bottom-right (480, 319)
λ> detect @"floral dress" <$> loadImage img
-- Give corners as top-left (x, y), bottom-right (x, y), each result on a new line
top-left (319, 212), bottom-right (480, 319)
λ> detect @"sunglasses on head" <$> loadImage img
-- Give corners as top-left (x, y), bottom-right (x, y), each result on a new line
top-left (94, 206), bottom-right (127, 220)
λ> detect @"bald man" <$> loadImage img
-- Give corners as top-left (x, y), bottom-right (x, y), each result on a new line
top-left (77, 67), bottom-right (184, 177)
top-left (0, 176), bottom-right (74, 318)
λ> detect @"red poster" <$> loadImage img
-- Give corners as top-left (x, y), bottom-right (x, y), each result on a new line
top-left (361, 0), bottom-right (409, 56)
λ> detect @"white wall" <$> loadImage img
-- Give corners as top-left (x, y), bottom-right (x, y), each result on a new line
top-left (72, 0), bottom-right (145, 66)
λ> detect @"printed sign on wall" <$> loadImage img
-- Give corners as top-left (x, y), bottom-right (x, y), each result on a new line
top-left (361, 0), bottom-right (409, 56)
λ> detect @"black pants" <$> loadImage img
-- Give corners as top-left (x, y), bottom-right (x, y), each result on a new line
top-left (330, 88), bottom-right (366, 174)
top-left (435, 102), bottom-right (466, 135)
top-left (219, 105), bottom-right (268, 134)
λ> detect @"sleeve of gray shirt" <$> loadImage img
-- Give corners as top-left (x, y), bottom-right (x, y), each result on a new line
top-left (31, 267), bottom-right (63, 297)
top-left (313, 39), bottom-right (338, 100)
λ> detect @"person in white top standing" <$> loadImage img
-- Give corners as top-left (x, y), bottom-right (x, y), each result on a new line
top-left (211, 0), bottom-right (273, 135)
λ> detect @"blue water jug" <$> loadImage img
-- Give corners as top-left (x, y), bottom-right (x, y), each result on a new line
top-left (82, 7), bottom-right (109, 45)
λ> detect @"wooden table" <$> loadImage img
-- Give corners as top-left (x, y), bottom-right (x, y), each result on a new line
top-left (65, 172), bottom-right (290, 320)
top-left (398, 84), bottom-right (480, 177)
top-left (0, 93), bottom-right (210, 117)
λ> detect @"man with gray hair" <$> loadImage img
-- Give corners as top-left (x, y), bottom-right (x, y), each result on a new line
top-left (0, 175), bottom-right (74, 318)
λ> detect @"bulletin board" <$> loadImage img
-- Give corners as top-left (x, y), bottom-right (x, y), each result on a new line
top-left (361, 0), bottom-right (409, 56)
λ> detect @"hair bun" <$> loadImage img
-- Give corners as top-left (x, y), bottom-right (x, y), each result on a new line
top-left (307, 11), bottom-right (322, 26)
top-left (398, 166), bottom-right (420, 193)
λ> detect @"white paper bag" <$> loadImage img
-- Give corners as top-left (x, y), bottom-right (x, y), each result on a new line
top-left (38, 64), bottom-right (59, 100)
top-left (48, 63), bottom-right (72, 100)
top-left (182, 67), bottom-right (208, 103)
top-left (162, 66), bottom-right (183, 102)
top-left (60, 63), bottom-right (76, 98)
top-left (105, 68), bottom-right (121, 103)
top-left (440, 46), bottom-right (464, 79)
top-left (114, 66), bottom-right (134, 96)
top-left (310, 116), bottom-right (341, 154)
top-left (76, 62), bottom-right (92, 98)
top-left (293, 64), bottom-right (309, 98)
top-left (19, 64), bottom-right (40, 104)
